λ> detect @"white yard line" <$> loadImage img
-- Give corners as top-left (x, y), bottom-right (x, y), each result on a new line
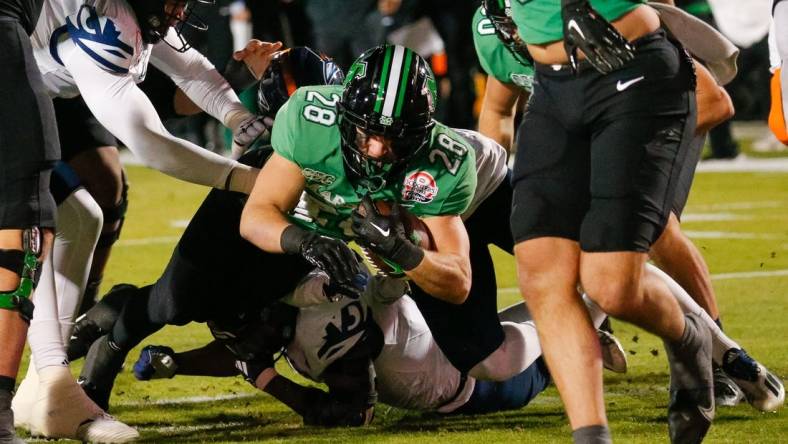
top-left (695, 157), bottom-right (788, 172)
top-left (687, 201), bottom-right (783, 211)
top-left (116, 236), bottom-right (181, 247)
top-left (140, 421), bottom-right (247, 433)
top-left (680, 212), bottom-right (752, 221)
top-left (113, 392), bottom-right (257, 407)
top-left (498, 268), bottom-right (788, 294)
top-left (682, 231), bottom-right (781, 239)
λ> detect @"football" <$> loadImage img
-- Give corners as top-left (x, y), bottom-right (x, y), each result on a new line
top-left (357, 200), bottom-right (434, 276)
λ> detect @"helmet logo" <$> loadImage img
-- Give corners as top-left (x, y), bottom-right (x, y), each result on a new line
top-left (402, 171), bottom-right (438, 203)
top-left (379, 115), bottom-right (393, 126)
top-left (344, 61), bottom-right (367, 86)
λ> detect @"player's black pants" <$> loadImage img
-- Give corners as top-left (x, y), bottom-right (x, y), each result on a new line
top-left (108, 151), bottom-right (313, 352)
top-left (412, 172), bottom-right (513, 373)
top-left (0, 18), bottom-right (59, 229)
top-left (510, 30), bottom-right (697, 252)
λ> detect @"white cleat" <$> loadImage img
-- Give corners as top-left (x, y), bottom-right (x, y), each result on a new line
top-left (10, 363), bottom-right (39, 431)
top-left (598, 329), bottom-right (628, 374)
top-left (721, 348), bottom-right (785, 412)
top-left (28, 366), bottom-right (138, 443)
top-left (76, 412), bottom-right (141, 444)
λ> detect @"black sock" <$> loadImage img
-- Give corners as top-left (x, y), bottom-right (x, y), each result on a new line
top-left (572, 425), bottom-right (612, 444)
top-left (0, 377), bottom-right (14, 394)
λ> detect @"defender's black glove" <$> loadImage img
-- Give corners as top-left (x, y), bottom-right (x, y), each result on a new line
top-left (301, 388), bottom-right (375, 427)
top-left (281, 224), bottom-right (365, 299)
top-left (561, 0), bottom-right (635, 74)
top-left (351, 196), bottom-right (424, 272)
top-left (235, 355), bottom-right (274, 386)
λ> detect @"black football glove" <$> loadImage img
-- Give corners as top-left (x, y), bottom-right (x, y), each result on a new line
top-left (351, 196), bottom-right (424, 272)
top-left (281, 225), bottom-right (366, 299)
top-left (235, 355), bottom-right (274, 387)
top-left (561, 0), bottom-right (635, 74)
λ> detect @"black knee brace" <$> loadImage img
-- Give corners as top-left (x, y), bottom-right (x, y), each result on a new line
top-left (0, 227), bottom-right (42, 322)
top-left (96, 174), bottom-right (129, 249)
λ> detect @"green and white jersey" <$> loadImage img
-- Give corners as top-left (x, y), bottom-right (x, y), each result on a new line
top-left (271, 84), bottom-right (477, 240)
top-left (472, 6), bottom-right (534, 92)
top-left (511, 0), bottom-right (645, 45)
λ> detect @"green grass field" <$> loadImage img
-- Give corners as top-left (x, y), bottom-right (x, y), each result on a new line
top-left (20, 162), bottom-right (788, 443)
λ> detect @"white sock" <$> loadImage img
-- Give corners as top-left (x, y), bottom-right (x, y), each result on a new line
top-left (468, 320), bottom-right (542, 381)
top-left (52, 189), bottom-right (102, 340)
top-left (645, 263), bottom-right (740, 364)
top-left (28, 247), bottom-right (67, 370)
top-left (28, 190), bottom-right (102, 370)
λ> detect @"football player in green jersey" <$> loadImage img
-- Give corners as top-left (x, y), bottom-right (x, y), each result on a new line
top-left (501, 1), bottom-right (716, 442)
top-left (241, 44), bottom-right (477, 305)
top-left (472, 0), bottom-right (533, 152)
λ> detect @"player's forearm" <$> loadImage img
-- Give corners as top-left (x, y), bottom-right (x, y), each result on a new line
top-left (405, 251), bottom-right (471, 304)
top-left (694, 60), bottom-right (734, 134)
top-left (239, 203), bottom-right (292, 253)
top-left (174, 341), bottom-right (240, 377)
top-left (478, 109), bottom-right (514, 151)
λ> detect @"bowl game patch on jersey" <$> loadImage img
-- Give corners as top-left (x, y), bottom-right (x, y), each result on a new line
top-left (402, 171), bottom-right (439, 203)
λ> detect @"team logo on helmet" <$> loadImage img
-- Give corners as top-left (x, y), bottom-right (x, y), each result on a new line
top-left (402, 171), bottom-right (438, 203)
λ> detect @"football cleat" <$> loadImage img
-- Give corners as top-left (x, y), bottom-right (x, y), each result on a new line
top-left (28, 366), bottom-right (138, 442)
top-left (79, 335), bottom-right (127, 412)
top-left (67, 284), bottom-right (137, 362)
top-left (133, 345), bottom-right (178, 381)
top-left (713, 366), bottom-right (744, 407)
top-left (721, 348), bottom-right (785, 412)
top-left (10, 362), bottom-right (39, 430)
top-left (664, 313), bottom-right (714, 444)
top-left (598, 329), bottom-right (628, 374)
top-left (68, 315), bottom-right (107, 362)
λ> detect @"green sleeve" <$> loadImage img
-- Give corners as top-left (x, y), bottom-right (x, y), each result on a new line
top-left (471, 7), bottom-right (535, 92)
top-left (438, 153), bottom-right (477, 216)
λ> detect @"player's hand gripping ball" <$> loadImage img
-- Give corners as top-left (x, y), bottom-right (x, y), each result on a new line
top-left (352, 196), bottom-right (433, 276)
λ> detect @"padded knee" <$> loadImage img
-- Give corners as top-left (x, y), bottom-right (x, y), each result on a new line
top-left (0, 228), bottom-right (43, 321)
top-left (96, 175), bottom-right (128, 249)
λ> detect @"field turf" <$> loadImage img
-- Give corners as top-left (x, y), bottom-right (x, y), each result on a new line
top-left (19, 162), bottom-right (788, 443)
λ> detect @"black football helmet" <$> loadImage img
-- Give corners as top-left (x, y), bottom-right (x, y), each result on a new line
top-left (337, 44), bottom-right (437, 192)
top-left (130, 0), bottom-right (213, 52)
top-left (482, 0), bottom-right (533, 67)
top-left (257, 47), bottom-right (345, 122)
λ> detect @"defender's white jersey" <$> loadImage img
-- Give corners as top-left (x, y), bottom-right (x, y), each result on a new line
top-left (285, 279), bottom-right (475, 413)
top-left (31, 0), bottom-right (147, 97)
top-left (371, 296), bottom-right (476, 413)
top-left (454, 128), bottom-right (508, 220)
top-left (28, 0), bottom-right (253, 190)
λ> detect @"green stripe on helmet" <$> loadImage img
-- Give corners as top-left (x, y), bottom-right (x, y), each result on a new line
top-left (393, 48), bottom-right (413, 119)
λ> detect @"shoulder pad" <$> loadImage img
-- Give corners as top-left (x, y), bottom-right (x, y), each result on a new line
top-left (65, 5), bottom-right (137, 73)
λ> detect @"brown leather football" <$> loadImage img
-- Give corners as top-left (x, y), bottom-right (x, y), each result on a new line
top-left (357, 200), bottom-right (434, 276)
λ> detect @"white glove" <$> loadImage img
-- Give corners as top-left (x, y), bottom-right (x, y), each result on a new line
top-left (231, 115), bottom-right (267, 159)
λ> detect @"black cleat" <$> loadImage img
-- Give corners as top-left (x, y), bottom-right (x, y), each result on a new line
top-left (79, 335), bottom-right (128, 412)
top-left (67, 284), bottom-right (137, 361)
top-left (664, 313), bottom-right (714, 444)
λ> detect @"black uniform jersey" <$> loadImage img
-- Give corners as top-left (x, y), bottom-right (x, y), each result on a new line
top-left (0, 0), bottom-right (42, 34)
